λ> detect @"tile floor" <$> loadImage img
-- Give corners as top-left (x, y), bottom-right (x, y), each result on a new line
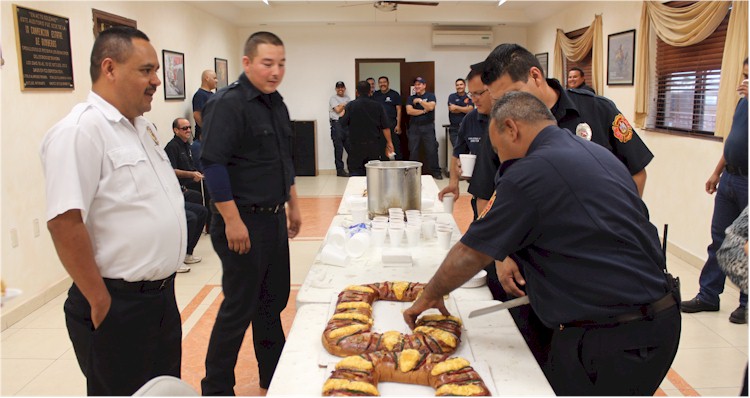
top-left (1, 174), bottom-right (748, 396)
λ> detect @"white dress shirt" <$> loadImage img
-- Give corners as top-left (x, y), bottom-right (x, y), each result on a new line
top-left (40, 92), bottom-right (187, 281)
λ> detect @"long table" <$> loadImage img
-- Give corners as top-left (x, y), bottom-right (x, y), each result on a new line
top-left (267, 177), bottom-right (554, 396)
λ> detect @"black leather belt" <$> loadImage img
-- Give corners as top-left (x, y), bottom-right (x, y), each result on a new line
top-left (103, 273), bottom-right (175, 293)
top-left (725, 164), bottom-right (748, 176)
top-left (239, 203), bottom-right (285, 214)
top-left (559, 293), bottom-right (677, 330)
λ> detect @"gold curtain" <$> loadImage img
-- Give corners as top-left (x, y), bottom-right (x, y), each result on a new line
top-left (715, 1), bottom-right (748, 136)
top-left (553, 15), bottom-right (603, 93)
top-left (634, 1), bottom-right (736, 135)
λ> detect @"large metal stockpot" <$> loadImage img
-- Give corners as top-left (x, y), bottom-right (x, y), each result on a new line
top-left (365, 160), bottom-right (422, 217)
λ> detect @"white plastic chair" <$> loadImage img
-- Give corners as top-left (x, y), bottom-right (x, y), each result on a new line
top-left (133, 376), bottom-right (198, 396)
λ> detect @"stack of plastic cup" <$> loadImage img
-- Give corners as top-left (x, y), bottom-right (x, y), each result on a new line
top-left (346, 232), bottom-right (370, 258)
top-left (405, 224), bottom-right (421, 247)
top-left (388, 222), bottom-right (405, 247)
top-left (436, 224), bottom-right (453, 250)
top-left (371, 224), bottom-right (387, 247)
top-left (421, 214), bottom-right (437, 240)
top-left (320, 244), bottom-right (349, 266)
top-left (388, 208), bottom-right (404, 222)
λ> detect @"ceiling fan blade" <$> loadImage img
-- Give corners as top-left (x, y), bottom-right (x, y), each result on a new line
top-left (391, 1), bottom-right (439, 6)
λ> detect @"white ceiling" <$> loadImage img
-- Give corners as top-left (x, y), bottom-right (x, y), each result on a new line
top-left (187, 0), bottom-right (574, 27)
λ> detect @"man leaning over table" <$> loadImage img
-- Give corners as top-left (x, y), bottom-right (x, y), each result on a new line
top-left (404, 91), bottom-right (680, 396)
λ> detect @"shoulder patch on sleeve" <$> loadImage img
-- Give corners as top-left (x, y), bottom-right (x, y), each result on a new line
top-left (612, 113), bottom-right (633, 143)
top-left (477, 192), bottom-right (496, 220)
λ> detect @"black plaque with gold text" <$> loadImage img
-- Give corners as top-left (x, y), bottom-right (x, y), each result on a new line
top-left (14, 5), bottom-right (74, 90)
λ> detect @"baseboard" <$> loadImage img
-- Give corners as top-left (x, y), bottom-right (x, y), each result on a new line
top-left (1, 276), bottom-right (72, 331)
top-left (316, 169), bottom-right (336, 176)
top-left (666, 240), bottom-right (705, 270)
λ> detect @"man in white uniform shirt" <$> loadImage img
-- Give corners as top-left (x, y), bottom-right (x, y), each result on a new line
top-left (40, 27), bottom-right (186, 396)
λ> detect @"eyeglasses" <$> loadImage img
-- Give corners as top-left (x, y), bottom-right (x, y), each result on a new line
top-left (469, 89), bottom-right (487, 98)
top-left (178, 126), bottom-right (192, 131)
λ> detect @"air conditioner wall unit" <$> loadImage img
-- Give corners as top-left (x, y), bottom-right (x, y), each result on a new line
top-left (432, 30), bottom-right (493, 48)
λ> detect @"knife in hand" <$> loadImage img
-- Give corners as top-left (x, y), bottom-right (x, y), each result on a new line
top-left (468, 295), bottom-right (530, 318)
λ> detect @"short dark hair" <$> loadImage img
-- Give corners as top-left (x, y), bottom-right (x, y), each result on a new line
top-left (481, 43), bottom-right (543, 85)
top-left (172, 117), bottom-right (188, 129)
top-left (466, 65), bottom-right (482, 81)
top-left (491, 91), bottom-right (555, 128)
top-left (356, 81), bottom-right (371, 96)
top-left (243, 31), bottom-right (284, 59)
top-left (455, 78), bottom-right (466, 85)
top-left (366, 77), bottom-right (375, 82)
top-left (569, 67), bottom-right (585, 77)
top-left (378, 76), bottom-right (389, 83)
top-left (90, 26), bottom-right (150, 83)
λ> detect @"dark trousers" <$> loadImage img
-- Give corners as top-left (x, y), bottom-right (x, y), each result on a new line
top-left (389, 121), bottom-right (402, 160)
top-left (64, 278), bottom-right (181, 396)
top-left (408, 123), bottom-right (440, 176)
top-left (348, 140), bottom-right (384, 176)
top-left (448, 125), bottom-right (459, 148)
top-left (697, 172), bottom-right (748, 306)
top-left (202, 210), bottom-right (291, 395)
top-left (547, 306), bottom-right (681, 395)
top-left (330, 120), bottom-right (351, 172)
top-left (185, 201), bottom-right (207, 255)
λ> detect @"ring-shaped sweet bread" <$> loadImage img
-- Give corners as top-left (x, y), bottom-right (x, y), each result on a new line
top-left (322, 282), bottom-right (462, 357)
top-left (322, 350), bottom-right (491, 396)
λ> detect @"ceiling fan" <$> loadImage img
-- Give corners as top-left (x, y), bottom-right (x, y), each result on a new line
top-left (342, 1), bottom-right (440, 12)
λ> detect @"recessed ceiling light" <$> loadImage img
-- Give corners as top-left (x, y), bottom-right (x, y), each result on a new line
top-left (262, 0), bottom-right (269, 5)
top-left (498, 0), bottom-right (507, 5)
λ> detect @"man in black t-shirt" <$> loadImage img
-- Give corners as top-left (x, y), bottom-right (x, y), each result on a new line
top-left (340, 81), bottom-right (394, 176)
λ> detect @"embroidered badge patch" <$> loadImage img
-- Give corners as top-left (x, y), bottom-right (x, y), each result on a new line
top-left (575, 123), bottom-right (592, 141)
top-left (612, 114), bottom-right (633, 143)
top-left (478, 192), bottom-right (496, 220)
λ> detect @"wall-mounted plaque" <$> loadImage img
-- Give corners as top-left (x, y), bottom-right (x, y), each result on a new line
top-left (13, 5), bottom-right (74, 90)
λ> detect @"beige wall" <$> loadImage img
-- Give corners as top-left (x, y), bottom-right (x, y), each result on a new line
top-left (238, 24), bottom-right (527, 171)
top-left (0, 0), bottom-right (726, 326)
top-left (0, 1), bottom-right (239, 325)
top-left (525, 1), bottom-right (721, 264)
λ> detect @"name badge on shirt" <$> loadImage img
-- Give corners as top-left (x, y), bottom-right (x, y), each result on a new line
top-left (146, 126), bottom-right (159, 145)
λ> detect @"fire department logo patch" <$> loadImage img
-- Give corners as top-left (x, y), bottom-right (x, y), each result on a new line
top-left (612, 114), bottom-right (633, 143)
top-left (478, 192), bottom-right (496, 220)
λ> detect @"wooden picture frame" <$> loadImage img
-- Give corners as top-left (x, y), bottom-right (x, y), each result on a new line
top-left (162, 50), bottom-right (185, 100)
top-left (214, 57), bottom-right (228, 89)
top-left (92, 9), bottom-right (136, 37)
top-left (607, 29), bottom-right (636, 85)
top-left (534, 52), bottom-right (548, 78)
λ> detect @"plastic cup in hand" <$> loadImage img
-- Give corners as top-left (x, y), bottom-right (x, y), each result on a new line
top-left (436, 226), bottom-right (453, 250)
top-left (346, 232), bottom-right (371, 258)
top-left (441, 193), bottom-right (455, 213)
top-left (320, 244), bottom-right (349, 266)
top-left (459, 154), bottom-right (477, 178)
top-left (388, 224), bottom-right (405, 247)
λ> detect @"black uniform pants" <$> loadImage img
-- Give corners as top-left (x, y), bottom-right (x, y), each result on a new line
top-left (348, 139), bottom-right (384, 176)
top-left (202, 210), bottom-right (291, 395)
top-left (547, 306), bottom-right (681, 395)
top-left (64, 277), bottom-right (181, 396)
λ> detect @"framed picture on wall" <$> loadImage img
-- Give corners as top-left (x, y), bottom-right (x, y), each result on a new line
top-left (162, 50), bottom-right (185, 100)
top-left (215, 58), bottom-right (228, 89)
top-left (607, 29), bottom-right (636, 85)
top-left (535, 53), bottom-right (548, 78)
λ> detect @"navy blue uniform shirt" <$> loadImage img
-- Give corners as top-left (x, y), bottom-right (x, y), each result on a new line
top-left (192, 88), bottom-right (213, 138)
top-left (447, 92), bottom-right (473, 127)
top-left (461, 125), bottom-right (667, 328)
top-left (723, 97), bottom-right (748, 171)
top-left (164, 135), bottom-right (197, 187)
top-left (469, 78), bottom-right (653, 201)
top-left (452, 109), bottom-right (487, 157)
top-left (200, 73), bottom-right (295, 206)
top-left (372, 89), bottom-right (401, 126)
top-left (407, 92), bottom-right (437, 125)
